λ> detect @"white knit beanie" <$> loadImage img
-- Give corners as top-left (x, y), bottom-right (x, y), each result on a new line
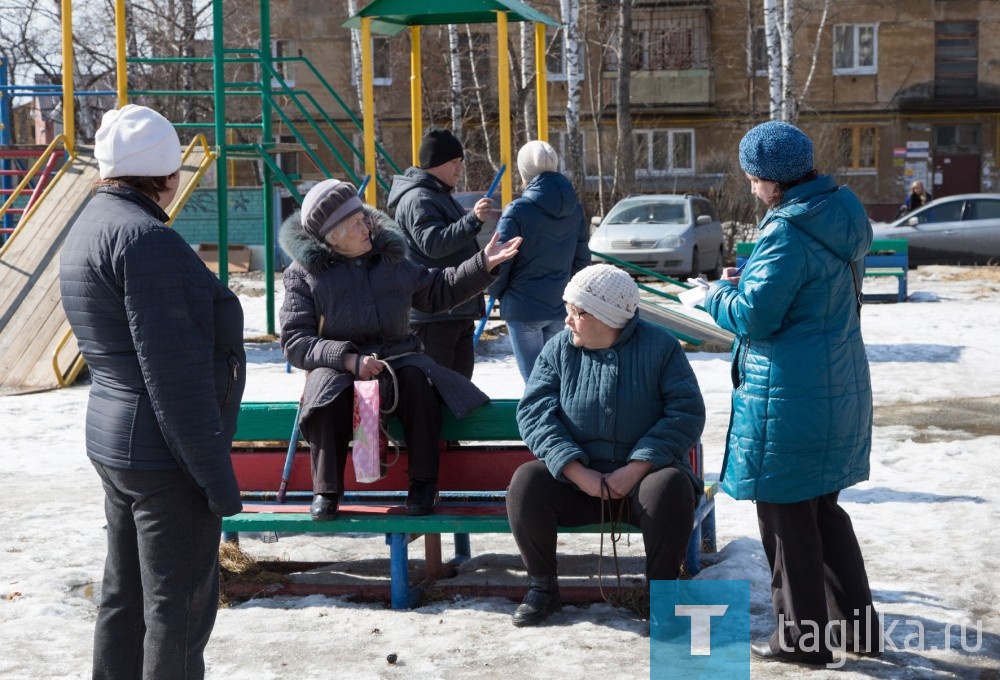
top-left (517, 140), bottom-right (559, 184)
top-left (94, 105), bottom-right (182, 180)
top-left (563, 264), bottom-right (639, 329)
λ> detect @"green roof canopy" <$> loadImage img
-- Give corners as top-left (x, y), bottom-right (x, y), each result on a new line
top-left (342, 0), bottom-right (560, 36)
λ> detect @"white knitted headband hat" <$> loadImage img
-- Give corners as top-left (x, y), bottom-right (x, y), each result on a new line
top-left (563, 264), bottom-right (639, 329)
top-left (517, 140), bottom-right (559, 184)
top-left (94, 104), bottom-right (182, 180)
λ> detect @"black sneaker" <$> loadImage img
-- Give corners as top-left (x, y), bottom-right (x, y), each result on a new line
top-left (512, 576), bottom-right (562, 627)
top-left (310, 493), bottom-right (340, 521)
top-left (405, 479), bottom-right (437, 516)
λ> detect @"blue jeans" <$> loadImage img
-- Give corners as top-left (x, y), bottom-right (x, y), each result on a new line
top-left (507, 317), bottom-right (566, 382)
top-left (91, 462), bottom-right (222, 680)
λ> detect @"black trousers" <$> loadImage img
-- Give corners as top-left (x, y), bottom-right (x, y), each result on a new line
top-left (757, 492), bottom-right (879, 657)
top-left (506, 460), bottom-right (696, 580)
top-left (413, 319), bottom-right (475, 379)
top-left (91, 462), bottom-right (222, 680)
top-left (307, 365), bottom-right (443, 494)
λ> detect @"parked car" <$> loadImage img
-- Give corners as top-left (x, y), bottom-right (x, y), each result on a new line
top-left (453, 191), bottom-right (520, 249)
top-left (871, 193), bottom-right (1000, 267)
top-left (588, 194), bottom-right (724, 278)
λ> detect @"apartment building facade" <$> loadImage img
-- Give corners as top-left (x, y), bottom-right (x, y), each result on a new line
top-left (256, 0), bottom-right (999, 220)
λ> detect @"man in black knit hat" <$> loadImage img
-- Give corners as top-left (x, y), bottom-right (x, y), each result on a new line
top-left (387, 128), bottom-right (493, 378)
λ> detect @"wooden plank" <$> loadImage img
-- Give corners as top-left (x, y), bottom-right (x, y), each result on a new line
top-left (235, 399), bottom-right (522, 442)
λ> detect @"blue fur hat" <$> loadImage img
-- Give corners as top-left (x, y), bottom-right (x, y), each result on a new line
top-left (739, 121), bottom-right (814, 183)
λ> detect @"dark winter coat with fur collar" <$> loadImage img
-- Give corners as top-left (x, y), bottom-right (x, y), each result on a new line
top-left (278, 205), bottom-right (494, 431)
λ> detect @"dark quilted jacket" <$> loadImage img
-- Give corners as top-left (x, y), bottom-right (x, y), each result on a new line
top-left (487, 171), bottom-right (590, 321)
top-left (59, 186), bottom-right (246, 517)
top-left (278, 206), bottom-right (493, 430)
top-left (386, 167), bottom-right (485, 324)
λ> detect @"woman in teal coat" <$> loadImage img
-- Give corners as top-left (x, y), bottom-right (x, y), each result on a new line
top-left (507, 264), bottom-right (705, 627)
top-left (704, 122), bottom-right (879, 664)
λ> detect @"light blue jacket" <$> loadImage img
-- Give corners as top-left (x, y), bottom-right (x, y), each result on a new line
top-left (704, 174), bottom-right (873, 503)
top-left (517, 315), bottom-right (705, 494)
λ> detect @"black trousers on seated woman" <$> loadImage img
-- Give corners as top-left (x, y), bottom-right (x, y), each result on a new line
top-left (506, 461), bottom-right (697, 580)
top-left (305, 365), bottom-right (443, 494)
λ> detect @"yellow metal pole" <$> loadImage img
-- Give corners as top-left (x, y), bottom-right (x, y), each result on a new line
top-left (496, 11), bottom-right (511, 205)
top-left (535, 23), bottom-right (548, 142)
top-left (115, 0), bottom-right (128, 104)
top-left (361, 18), bottom-right (377, 206)
top-left (410, 26), bottom-right (422, 166)
top-left (61, 0), bottom-right (75, 155)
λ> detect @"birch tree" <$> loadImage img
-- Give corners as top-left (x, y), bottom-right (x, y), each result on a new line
top-left (562, 0), bottom-right (584, 190)
top-left (611, 0), bottom-right (635, 201)
top-left (762, 0), bottom-right (831, 124)
top-left (519, 23), bottom-right (535, 141)
top-left (448, 25), bottom-right (463, 138)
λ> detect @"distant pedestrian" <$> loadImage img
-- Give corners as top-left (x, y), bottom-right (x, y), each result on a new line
top-left (488, 140), bottom-right (590, 382)
top-left (387, 128), bottom-right (492, 378)
top-left (904, 180), bottom-right (933, 214)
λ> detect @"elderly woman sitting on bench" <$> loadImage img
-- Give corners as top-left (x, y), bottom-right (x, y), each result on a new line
top-left (506, 264), bottom-right (706, 627)
top-left (279, 179), bottom-right (520, 520)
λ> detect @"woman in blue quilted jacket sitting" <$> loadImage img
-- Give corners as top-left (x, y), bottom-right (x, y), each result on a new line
top-left (506, 264), bottom-right (706, 627)
top-left (704, 121), bottom-right (879, 664)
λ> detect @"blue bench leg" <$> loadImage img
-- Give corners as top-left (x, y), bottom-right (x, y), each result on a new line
top-left (454, 533), bottom-right (471, 562)
top-left (702, 500), bottom-right (717, 553)
top-left (898, 275), bottom-right (907, 302)
top-left (685, 519), bottom-right (702, 576)
top-left (387, 533), bottom-right (421, 609)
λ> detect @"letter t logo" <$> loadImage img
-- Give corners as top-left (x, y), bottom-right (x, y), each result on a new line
top-left (675, 605), bottom-right (729, 655)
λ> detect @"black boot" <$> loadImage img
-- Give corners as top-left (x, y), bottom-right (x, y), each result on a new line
top-left (512, 575), bottom-right (562, 627)
top-left (405, 479), bottom-right (437, 516)
top-left (310, 493), bottom-right (340, 521)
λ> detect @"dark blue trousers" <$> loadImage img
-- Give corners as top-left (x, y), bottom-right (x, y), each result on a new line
top-left (91, 462), bottom-right (222, 680)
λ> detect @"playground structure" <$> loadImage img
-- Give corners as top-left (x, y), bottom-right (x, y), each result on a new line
top-left (0, 0), bottom-right (731, 396)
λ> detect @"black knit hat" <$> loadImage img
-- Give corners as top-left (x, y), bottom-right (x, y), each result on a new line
top-left (418, 128), bottom-right (464, 169)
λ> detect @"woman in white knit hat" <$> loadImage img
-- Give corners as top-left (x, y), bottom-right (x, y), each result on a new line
top-left (506, 263), bottom-right (706, 626)
top-left (487, 140), bottom-right (590, 382)
top-left (60, 104), bottom-right (246, 679)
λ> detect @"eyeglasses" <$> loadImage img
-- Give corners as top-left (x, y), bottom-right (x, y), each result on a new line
top-left (565, 305), bottom-right (589, 321)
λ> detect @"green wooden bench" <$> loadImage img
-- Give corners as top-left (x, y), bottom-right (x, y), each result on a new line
top-left (736, 238), bottom-right (908, 302)
top-left (225, 400), bottom-right (718, 609)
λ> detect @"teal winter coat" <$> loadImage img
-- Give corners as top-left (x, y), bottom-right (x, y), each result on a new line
top-left (704, 174), bottom-right (873, 503)
top-left (517, 315), bottom-right (705, 495)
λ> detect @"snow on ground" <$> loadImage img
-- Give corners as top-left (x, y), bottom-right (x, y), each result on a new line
top-left (1, 266), bottom-right (999, 679)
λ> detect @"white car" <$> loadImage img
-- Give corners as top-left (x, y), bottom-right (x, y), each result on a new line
top-left (588, 194), bottom-right (725, 279)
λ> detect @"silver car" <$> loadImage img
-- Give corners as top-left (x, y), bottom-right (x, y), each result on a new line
top-left (588, 194), bottom-right (724, 278)
top-left (872, 193), bottom-right (1000, 266)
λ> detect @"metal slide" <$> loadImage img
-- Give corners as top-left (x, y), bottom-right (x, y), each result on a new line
top-left (0, 148), bottom-right (207, 395)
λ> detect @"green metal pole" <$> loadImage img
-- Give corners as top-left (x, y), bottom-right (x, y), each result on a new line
top-left (212, 0), bottom-right (229, 284)
top-left (260, 1), bottom-right (276, 335)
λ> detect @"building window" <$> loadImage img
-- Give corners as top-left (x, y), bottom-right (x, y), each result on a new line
top-left (838, 126), bottom-right (877, 171)
top-left (935, 22), bottom-right (977, 99)
top-left (634, 129), bottom-right (694, 175)
top-left (545, 28), bottom-right (584, 82)
top-left (267, 39), bottom-right (296, 89)
top-left (372, 35), bottom-right (392, 86)
top-left (604, 10), bottom-right (709, 72)
top-left (833, 24), bottom-right (877, 75)
top-left (749, 26), bottom-right (768, 76)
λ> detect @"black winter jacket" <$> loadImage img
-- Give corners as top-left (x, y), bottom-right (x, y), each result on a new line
top-left (278, 206), bottom-right (493, 431)
top-left (59, 186), bottom-right (246, 517)
top-left (386, 167), bottom-right (485, 324)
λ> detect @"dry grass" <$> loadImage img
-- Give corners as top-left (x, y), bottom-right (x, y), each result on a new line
top-left (919, 264), bottom-right (1000, 283)
top-left (218, 541), bottom-right (288, 606)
